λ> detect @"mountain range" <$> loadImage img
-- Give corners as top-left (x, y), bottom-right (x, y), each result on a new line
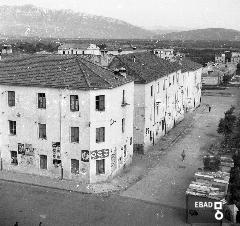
top-left (0, 4), bottom-right (153, 39)
top-left (0, 5), bottom-right (240, 41)
top-left (156, 28), bottom-right (240, 41)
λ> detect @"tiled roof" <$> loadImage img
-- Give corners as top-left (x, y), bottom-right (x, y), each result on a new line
top-left (178, 58), bottom-right (203, 73)
top-left (108, 52), bottom-right (181, 84)
top-left (0, 55), bottom-right (133, 90)
top-left (58, 43), bottom-right (94, 50)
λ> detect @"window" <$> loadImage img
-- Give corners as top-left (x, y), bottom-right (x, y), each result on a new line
top-left (10, 151), bottom-right (18, 165)
top-left (40, 155), bottom-right (47, 169)
top-left (71, 159), bottom-right (79, 174)
top-left (96, 127), bottom-right (105, 143)
top-left (70, 95), bottom-right (79, 111)
top-left (150, 85), bottom-right (153, 96)
top-left (39, 124), bottom-right (46, 139)
top-left (71, 127), bottom-right (79, 143)
top-left (122, 118), bottom-right (125, 133)
top-left (9, 120), bottom-right (16, 135)
top-left (96, 159), bottom-right (105, 175)
top-left (38, 93), bottom-right (46, 109)
top-left (96, 95), bottom-right (105, 111)
top-left (122, 90), bottom-right (125, 104)
top-left (8, 91), bottom-right (15, 107)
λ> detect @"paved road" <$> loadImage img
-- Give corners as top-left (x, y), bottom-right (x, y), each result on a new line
top-left (121, 88), bottom-right (238, 208)
top-left (0, 180), bottom-right (185, 226)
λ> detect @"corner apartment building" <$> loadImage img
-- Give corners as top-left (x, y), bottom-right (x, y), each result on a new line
top-left (109, 52), bottom-right (202, 153)
top-left (0, 55), bottom-right (134, 183)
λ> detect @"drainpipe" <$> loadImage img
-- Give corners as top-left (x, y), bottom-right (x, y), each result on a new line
top-left (59, 90), bottom-right (63, 180)
top-left (0, 152), bottom-right (2, 171)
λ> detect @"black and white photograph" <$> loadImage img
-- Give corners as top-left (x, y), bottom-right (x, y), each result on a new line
top-left (0, 0), bottom-right (240, 225)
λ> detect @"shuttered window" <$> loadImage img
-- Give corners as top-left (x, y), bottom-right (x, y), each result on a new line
top-left (96, 159), bottom-right (105, 175)
top-left (9, 120), bottom-right (16, 135)
top-left (96, 95), bottom-right (105, 111)
top-left (8, 91), bottom-right (15, 107)
top-left (96, 127), bottom-right (105, 143)
top-left (71, 159), bottom-right (79, 174)
top-left (40, 155), bottom-right (47, 169)
top-left (39, 124), bottom-right (46, 139)
top-left (70, 95), bottom-right (79, 111)
top-left (71, 127), bottom-right (79, 143)
top-left (38, 93), bottom-right (46, 109)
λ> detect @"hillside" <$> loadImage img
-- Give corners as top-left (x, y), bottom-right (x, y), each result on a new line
top-left (155, 28), bottom-right (240, 41)
top-left (0, 5), bottom-right (153, 39)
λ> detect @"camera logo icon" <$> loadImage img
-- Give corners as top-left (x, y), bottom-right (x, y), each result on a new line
top-left (214, 202), bottom-right (223, 221)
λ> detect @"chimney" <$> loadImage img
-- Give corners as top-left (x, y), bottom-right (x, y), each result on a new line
top-left (118, 67), bottom-right (127, 78)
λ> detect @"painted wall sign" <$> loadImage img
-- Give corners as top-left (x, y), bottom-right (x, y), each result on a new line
top-left (81, 150), bottom-right (89, 162)
top-left (91, 149), bottom-right (109, 159)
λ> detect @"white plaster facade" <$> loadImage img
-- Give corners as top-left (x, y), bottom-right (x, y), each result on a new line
top-left (134, 68), bottom-right (202, 153)
top-left (0, 82), bottom-right (134, 183)
top-left (153, 49), bottom-right (174, 60)
top-left (58, 44), bottom-right (101, 56)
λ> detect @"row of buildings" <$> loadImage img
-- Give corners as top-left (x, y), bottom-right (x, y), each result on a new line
top-left (0, 50), bottom-right (202, 183)
top-left (215, 52), bottom-right (240, 64)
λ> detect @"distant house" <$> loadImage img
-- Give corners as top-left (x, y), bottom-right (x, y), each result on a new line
top-left (215, 53), bottom-right (225, 63)
top-left (58, 43), bottom-right (101, 55)
top-left (231, 52), bottom-right (240, 64)
top-left (153, 48), bottom-right (174, 61)
top-left (1, 44), bottom-right (12, 55)
top-left (202, 70), bottom-right (224, 86)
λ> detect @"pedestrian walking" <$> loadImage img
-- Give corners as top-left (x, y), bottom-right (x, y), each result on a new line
top-left (209, 105), bottom-right (212, 112)
top-left (14, 222), bottom-right (18, 226)
top-left (181, 150), bottom-right (186, 161)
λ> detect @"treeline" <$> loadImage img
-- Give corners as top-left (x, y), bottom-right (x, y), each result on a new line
top-left (217, 106), bottom-right (240, 209)
top-left (0, 41), bottom-right (60, 54)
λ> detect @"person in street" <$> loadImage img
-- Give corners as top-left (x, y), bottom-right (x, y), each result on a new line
top-left (181, 150), bottom-right (186, 161)
top-left (209, 105), bottom-right (212, 112)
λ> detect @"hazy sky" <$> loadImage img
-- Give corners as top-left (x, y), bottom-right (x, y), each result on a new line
top-left (0, 0), bottom-right (240, 30)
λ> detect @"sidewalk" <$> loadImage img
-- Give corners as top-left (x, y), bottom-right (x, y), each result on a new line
top-left (0, 106), bottom-right (204, 195)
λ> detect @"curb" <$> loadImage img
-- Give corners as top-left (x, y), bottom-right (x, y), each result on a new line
top-left (0, 177), bottom-right (93, 194)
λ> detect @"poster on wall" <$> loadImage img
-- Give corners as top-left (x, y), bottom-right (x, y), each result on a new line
top-left (52, 142), bottom-right (61, 160)
top-left (118, 156), bottom-right (123, 168)
top-left (18, 143), bottom-right (25, 154)
top-left (81, 150), bottom-right (89, 162)
top-left (25, 143), bottom-right (34, 156)
top-left (111, 148), bottom-right (117, 172)
top-left (80, 162), bottom-right (87, 174)
top-left (91, 149), bottom-right (109, 160)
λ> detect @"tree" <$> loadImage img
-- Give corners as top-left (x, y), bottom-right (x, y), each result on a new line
top-left (217, 106), bottom-right (236, 139)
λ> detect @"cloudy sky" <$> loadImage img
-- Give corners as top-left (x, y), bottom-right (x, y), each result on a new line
top-left (0, 0), bottom-right (240, 30)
